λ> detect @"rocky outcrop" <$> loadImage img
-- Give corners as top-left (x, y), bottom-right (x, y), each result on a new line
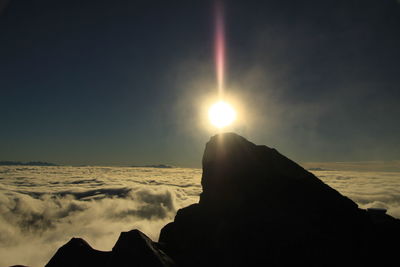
top-left (44, 133), bottom-right (400, 267)
top-left (45, 238), bottom-right (109, 267)
top-left (108, 230), bottom-right (175, 267)
top-left (45, 230), bottom-right (175, 267)
top-left (159, 133), bottom-right (400, 266)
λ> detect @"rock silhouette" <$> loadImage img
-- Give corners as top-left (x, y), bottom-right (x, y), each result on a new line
top-left (45, 238), bottom-right (109, 267)
top-left (45, 230), bottom-right (175, 267)
top-left (44, 133), bottom-right (400, 267)
top-left (160, 133), bottom-right (400, 266)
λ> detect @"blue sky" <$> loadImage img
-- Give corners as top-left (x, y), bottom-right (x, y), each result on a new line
top-left (1, 0), bottom-right (399, 166)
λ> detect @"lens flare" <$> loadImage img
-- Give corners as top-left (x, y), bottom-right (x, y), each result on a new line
top-left (208, 1), bottom-right (237, 130)
top-left (215, 0), bottom-right (225, 97)
top-left (208, 101), bottom-right (236, 128)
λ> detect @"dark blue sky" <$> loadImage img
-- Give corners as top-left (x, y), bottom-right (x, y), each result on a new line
top-left (1, 0), bottom-right (399, 166)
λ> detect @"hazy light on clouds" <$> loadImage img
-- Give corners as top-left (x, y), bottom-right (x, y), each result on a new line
top-left (0, 166), bottom-right (201, 267)
top-left (1, 166), bottom-right (400, 266)
top-left (314, 170), bottom-right (400, 218)
top-left (303, 160), bottom-right (400, 172)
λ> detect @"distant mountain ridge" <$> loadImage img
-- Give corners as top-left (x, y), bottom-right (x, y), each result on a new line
top-left (131, 164), bottom-right (173, 168)
top-left (0, 161), bottom-right (58, 166)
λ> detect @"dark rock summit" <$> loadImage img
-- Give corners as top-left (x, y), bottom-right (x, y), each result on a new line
top-left (44, 133), bottom-right (400, 267)
top-left (160, 133), bottom-right (400, 266)
top-left (45, 230), bottom-right (175, 267)
top-left (46, 238), bottom-right (109, 267)
top-left (109, 230), bottom-right (175, 267)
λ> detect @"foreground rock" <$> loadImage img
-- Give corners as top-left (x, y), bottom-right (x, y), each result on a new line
top-left (159, 133), bottom-right (400, 266)
top-left (45, 133), bottom-right (400, 267)
top-left (45, 238), bottom-right (109, 267)
top-left (108, 230), bottom-right (175, 267)
top-left (45, 230), bottom-right (175, 267)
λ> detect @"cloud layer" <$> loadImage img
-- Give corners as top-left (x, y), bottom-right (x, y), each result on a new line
top-left (0, 166), bottom-right (399, 266)
top-left (0, 166), bottom-right (201, 267)
top-left (314, 170), bottom-right (400, 218)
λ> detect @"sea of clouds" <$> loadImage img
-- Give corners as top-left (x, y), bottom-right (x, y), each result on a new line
top-left (0, 166), bottom-right (399, 266)
top-left (0, 166), bottom-right (201, 267)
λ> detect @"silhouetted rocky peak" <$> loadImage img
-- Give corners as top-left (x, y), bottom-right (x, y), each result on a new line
top-left (110, 230), bottom-right (175, 267)
top-left (160, 133), bottom-right (400, 266)
top-left (200, 133), bottom-right (358, 215)
top-left (46, 238), bottom-right (109, 267)
top-left (45, 230), bottom-right (175, 267)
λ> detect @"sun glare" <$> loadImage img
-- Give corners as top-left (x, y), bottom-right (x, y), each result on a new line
top-left (208, 101), bottom-right (236, 128)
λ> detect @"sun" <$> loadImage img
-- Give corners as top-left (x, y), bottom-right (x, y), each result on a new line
top-left (208, 101), bottom-right (236, 128)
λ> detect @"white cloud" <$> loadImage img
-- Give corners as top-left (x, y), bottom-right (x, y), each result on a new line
top-left (0, 166), bottom-right (201, 267)
top-left (302, 160), bottom-right (400, 172)
top-left (313, 170), bottom-right (400, 218)
top-left (1, 166), bottom-right (399, 266)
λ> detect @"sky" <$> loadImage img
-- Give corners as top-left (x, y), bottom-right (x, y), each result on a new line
top-left (1, 0), bottom-right (399, 167)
